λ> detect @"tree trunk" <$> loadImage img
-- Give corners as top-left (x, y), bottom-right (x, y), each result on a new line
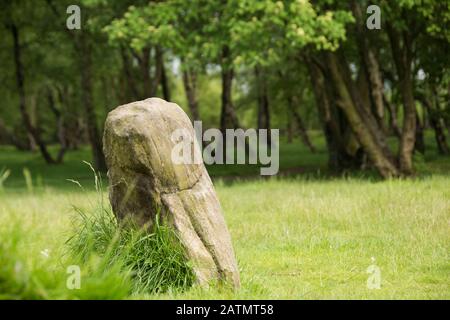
top-left (254, 66), bottom-right (270, 131)
top-left (220, 46), bottom-right (239, 132)
top-left (414, 110), bottom-right (425, 154)
top-left (324, 52), bottom-right (400, 178)
top-left (157, 48), bottom-right (171, 101)
top-left (77, 33), bottom-right (106, 171)
top-left (366, 49), bottom-right (386, 131)
top-left (398, 66), bottom-right (417, 172)
top-left (141, 46), bottom-right (152, 98)
top-left (120, 46), bottom-right (140, 101)
top-left (417, 93), bottom-right (449, 155)
top-left (307, 61), bottom-right (356, 170)
top-left (338, 51), bottom-right (395, 163)
top-left (286, 92), bottom-right (316, 153)
top-left (182, 68), bottom-right (200, 121)
top-left (384, 93), bottom-right (402, 137)
top-left (292, 108), bottom-right (316, 153)
top-left (47, 88), bottom-right (68, 163)
top-left (352, 0), bottom-right (386, 132)
top-left (432, 89), bottom-right (449, 154)
top-left (286, 114), bottom-right (294, 143)
top-left (432, 120), bottom-right (450, 155)
top-left (10, 23), bottom-right (55, 164)
top-left (387, 23), bottom-right (416, 175)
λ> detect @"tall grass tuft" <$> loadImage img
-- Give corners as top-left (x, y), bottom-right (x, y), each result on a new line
top-left (67, 163), bottom-right (195, 295)
top-left (0, 167), bottom-right (10, 192)
top-left (22, 168), bottom-right (33, 193)
top-left (67, 206), bottom-right (195, 294)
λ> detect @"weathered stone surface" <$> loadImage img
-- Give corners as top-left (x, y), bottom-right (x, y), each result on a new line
top-left (103, 98), bottom-right (240, 288)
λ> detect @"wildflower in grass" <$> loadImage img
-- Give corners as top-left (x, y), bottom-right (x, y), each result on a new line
top-left (40, 249), bottom-right (50, 259)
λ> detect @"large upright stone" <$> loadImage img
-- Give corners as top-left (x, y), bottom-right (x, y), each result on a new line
top-left (103, 98), bottom-right (240, 288)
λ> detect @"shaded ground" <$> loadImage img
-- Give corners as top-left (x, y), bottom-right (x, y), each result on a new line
top-left (1, 131), bottom-right (449, 190)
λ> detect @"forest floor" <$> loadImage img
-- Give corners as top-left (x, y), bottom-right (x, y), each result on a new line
top-left (0, 132), bottom-right (449, 299)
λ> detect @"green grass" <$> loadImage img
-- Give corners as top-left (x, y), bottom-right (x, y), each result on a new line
top-left (0, 132), bottom-right (449, 299)
top-left (67, 204), bottom-right (195, 294)
top-left (0, 193), bottom-right (133, 299)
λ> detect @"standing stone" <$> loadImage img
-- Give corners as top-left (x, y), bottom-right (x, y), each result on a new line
top-left (103, 98), bottom-right (240, 288)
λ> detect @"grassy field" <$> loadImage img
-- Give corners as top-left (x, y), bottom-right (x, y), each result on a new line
top-left (0, 133), bottom-right (449, 299)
